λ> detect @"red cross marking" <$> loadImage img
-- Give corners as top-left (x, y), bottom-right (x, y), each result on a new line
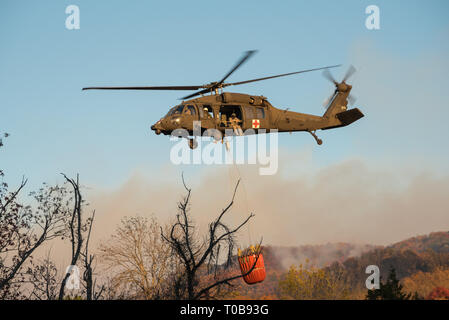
top-left (252, 119), bottom-right (260, 129)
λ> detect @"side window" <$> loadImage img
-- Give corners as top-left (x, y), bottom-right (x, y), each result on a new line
top-left (184, 105), bottom-right (196, 115)
top-left (255, 107), bottom-right (265, 119)
top-left (245, 106), bottom-right (255, 119)
top-left (200, 105), bottom-right (213, 118)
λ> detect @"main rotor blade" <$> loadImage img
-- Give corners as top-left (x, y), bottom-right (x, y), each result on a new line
top-left (180, 50), bottom-right (258, 99)
top-left (225, 65), bottom-right (341, 87)
top-left (82, 85), bottom-right (204, 91)
top-left (180, 87), bottom-right (212, 100)
top-left (322, 68), bottom-right (338, 85)
top-left (218, 50), bottom-right (257, 85)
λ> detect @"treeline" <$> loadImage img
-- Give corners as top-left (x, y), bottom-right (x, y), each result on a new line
top-left (226, 234), bottom-right (449, 299)
top-left (1, 133), bottom-right (258, 300)
top-left (325, 246), bottom-right (449, 298)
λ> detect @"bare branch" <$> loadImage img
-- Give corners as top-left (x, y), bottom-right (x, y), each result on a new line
top-left (161, 175), bottom-right (256, 300)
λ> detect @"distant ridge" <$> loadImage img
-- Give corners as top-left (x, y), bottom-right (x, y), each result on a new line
top-left (388, 231), bottom-right (449, 253)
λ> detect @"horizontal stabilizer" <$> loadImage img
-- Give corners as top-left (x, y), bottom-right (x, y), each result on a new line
top-left (322, 108), bottom-right (364, 130)
top-left (336, 108), bottom-right (364, 126)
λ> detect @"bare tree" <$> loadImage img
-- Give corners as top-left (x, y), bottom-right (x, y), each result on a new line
top-left (27, 252), bottom-right (60, 300)
top-left (0, 134), bottom-right (68, 298)
top-left (99, 215), bottom-right (180, 299)
top-left (80, 210), bottom-right (104, 300)
top-left (57, 174), bottom-right (102, 300)
top-left (57, 174), bottom-right (83, 300)
top-left (1, 135), bottom-right (102, 300)
top-left (161, 176), bottom-right (259, 300)
top-left (0, 176), bottom-right (71, 298)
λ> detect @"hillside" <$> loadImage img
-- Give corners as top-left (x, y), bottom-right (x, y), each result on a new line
top-left (227, 231), bottom-right (449, 299)
top-left (389, 231), bottom-right (449, 253)
top-left (229, 242), bottom-right (376, 299)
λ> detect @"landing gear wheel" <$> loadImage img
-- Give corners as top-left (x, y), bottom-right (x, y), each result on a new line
top-left (308, 131), bottom-right (323, 145)
top-left (188, 138), bottom-right (198, 150)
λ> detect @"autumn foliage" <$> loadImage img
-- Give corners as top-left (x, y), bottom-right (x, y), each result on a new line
top-left (426, 287), bottom-right (449, 300)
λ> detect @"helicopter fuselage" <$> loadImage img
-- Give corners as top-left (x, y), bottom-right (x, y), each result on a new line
top-left (150, 90), bottom-right (363, 144)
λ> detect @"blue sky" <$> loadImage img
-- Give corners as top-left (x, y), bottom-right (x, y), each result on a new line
top-left (1, 0), bottom-right (449, 192)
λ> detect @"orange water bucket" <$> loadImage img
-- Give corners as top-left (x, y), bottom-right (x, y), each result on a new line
top-left (238, 253), bottom-right (266, 285)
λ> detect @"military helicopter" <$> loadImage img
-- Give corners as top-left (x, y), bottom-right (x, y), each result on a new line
top-left (83, 51), bottom-right (363, 149)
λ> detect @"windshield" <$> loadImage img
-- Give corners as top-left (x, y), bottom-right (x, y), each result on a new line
top-left (167, 105), bottom-right (184, 116)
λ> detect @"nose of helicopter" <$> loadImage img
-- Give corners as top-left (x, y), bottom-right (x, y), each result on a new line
top-left (151, 116), bottom-right (184, 134)
top-left (151, 120), bottom-right (163, 135)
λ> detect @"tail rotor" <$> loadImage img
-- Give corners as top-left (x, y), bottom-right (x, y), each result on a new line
top-left (322, 65), bottom-right (357, 109)
top-left (342, 65), bottom-right (356, 83)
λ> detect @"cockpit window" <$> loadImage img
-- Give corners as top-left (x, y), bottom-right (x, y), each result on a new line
top-left (167, 105), bottom-right (184, 116)
top-left (185, 105), bottom-right (196, 115)
top-left (166, 107), bottom-right (175, 116)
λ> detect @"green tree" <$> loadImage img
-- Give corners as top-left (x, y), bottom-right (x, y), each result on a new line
top-left (279, 261), bottom-right (350, 300)
top-left (366, 267), bottom-right (413, 300)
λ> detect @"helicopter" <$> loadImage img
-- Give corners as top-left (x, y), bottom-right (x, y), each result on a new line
top-left (83, 50), bottom-right (363, 149)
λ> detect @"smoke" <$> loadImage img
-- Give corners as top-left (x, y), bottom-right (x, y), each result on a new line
top-left (85, 153), bottom-right (449, 254)
top-left (266, 243), bottom-right (378, 270)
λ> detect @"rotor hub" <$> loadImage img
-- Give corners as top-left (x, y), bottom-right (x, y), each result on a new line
top-left (337, 82), bottom-right (351, 92)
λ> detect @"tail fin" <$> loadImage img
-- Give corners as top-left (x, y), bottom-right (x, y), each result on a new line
top-left (323, 89), bottom-right (349, 119)
top-left (322, 83), bottom-right (364, 129)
